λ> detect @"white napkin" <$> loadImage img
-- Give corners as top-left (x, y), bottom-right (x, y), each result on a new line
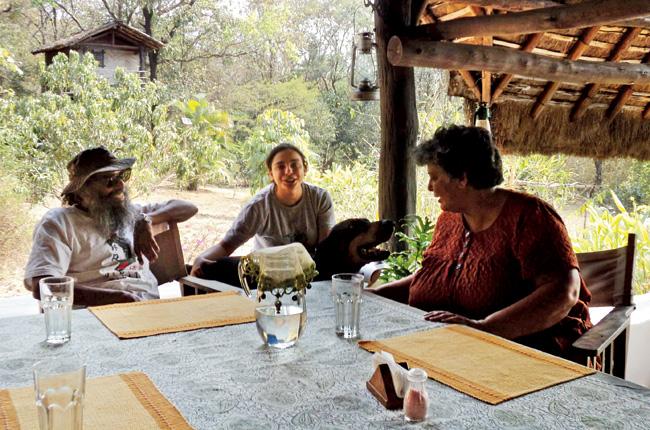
top-left (372, 350), bottom-right (409, 398)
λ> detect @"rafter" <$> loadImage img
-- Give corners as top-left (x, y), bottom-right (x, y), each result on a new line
top-left (413, 0), bottom-right (650, 40)
top-left (606, 51), bottom-right (650, 119)
top-left (530, 26), bottom-right (600, 120)
top-left (492, 33), bottom-right (543, 102)
top-left (571, 27), bottom-right (641, 121)
top-left (387, 37), bottom-right (650, 85)
top-left (458, 69), bottom-right (482, 100)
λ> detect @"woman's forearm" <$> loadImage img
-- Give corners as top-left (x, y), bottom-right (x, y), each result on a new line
top-left (370, 274), bottom-right (414, 304)
top-left (479, 269), bottom-right (580, 339)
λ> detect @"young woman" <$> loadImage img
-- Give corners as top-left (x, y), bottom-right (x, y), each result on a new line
top-left (191, 143), bottom-right (335, 283)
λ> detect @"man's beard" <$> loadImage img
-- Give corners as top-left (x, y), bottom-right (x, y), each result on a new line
top-left (86, 189), bottom-right (137, 238)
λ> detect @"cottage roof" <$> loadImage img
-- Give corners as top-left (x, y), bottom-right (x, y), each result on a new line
top-left (32, 21), bottom-right (164, 54)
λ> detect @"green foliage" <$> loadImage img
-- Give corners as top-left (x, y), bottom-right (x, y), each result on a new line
top-left (380, 215), bottom-right (436, 283)
top-left (310, 161), bottom-right (378, 221)
top-left (502, 154), bottom-right (577, 209)
top-left (572, 191), bottom-right (650, 295)
top-left (0, 52), bottom-right (173, 201)
top-left (241, 109), bottom-right (314, 193)
top-left (601, 161), bottom-right (650, 211)
top-left (170, 96), bottom-right (233, 190)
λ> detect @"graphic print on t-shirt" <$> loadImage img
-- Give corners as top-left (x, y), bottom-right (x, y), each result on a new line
top-left (100, 236), bottom-right (142, 279)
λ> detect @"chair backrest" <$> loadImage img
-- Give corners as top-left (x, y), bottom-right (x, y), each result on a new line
top-left (576, 233), bottom-right (635, 307)
top-left (150, 222), bottom-right (187, 285)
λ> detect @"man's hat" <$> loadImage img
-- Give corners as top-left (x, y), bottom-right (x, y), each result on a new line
top-left (61, 147), bottom-right (136, 195)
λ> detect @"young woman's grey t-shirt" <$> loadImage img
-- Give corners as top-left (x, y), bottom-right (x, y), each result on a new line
top-left (223, 183), bottom-right (335, 252)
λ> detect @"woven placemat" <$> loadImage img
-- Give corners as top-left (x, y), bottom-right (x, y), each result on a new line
top-left (359, 325), bottom-right (596, 404)
top-left (89, 291), bottom-right (256, 339)
top-left (0, 372), bottom-right (192, 429)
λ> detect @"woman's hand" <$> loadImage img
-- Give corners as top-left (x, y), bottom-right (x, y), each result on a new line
top-left (423, 310), bottom-right (485, 331)
top-left (190, 256), bottom-right (214, 278)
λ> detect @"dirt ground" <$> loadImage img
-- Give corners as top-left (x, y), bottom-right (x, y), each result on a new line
top-left (0, 185), bottom-right (253, 298)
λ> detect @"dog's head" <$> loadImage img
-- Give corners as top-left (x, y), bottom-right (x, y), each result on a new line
top-left (318, 218), bottom-right (395, 269)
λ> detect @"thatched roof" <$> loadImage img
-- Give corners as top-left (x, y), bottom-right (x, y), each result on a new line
top-left (415, 0), bottom-right (650, 160)
top-left (32, 21), bottom-right (164, 54)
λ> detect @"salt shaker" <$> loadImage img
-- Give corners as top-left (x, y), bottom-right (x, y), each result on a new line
top-left (404, 368), bottom-right (429, 422)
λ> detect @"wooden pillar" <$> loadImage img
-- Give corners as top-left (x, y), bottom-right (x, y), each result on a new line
top-left (375, 0), bottom-right (418, 252)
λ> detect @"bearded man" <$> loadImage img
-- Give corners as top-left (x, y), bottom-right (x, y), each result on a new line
top-left (24, 147), bottom-right (198, 306)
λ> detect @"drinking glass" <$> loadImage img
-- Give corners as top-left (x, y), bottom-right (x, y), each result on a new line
top-left (331, 273), bottom-right (364, 339)
top-left (33, 360), bottom-right (86, 430)
top-left (39, 276), bottom-right (74, 345)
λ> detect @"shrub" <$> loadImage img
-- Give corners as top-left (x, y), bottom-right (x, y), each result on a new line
top-left (310, 161), bottom-right (378, 221)
top-left (380, 215), bottom-right (435, 283)
top-left (572, 191), bottom-right (650, 295)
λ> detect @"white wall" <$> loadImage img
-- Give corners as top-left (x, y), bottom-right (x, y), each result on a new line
top-left (96, 49), bottom-right (141, 83)
top-left (626, 292), bottom-right (650, 387)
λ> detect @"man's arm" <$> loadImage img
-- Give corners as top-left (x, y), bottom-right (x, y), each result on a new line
top-left (134, 199), bottom-right (198, 263)
top-left (143, 199), bottom-right (198, 224)
top-left (29, 276), bottom-right (140, 306)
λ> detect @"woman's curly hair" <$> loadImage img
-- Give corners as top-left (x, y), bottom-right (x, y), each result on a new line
top-left (414, 125), bottom-right (503, 189)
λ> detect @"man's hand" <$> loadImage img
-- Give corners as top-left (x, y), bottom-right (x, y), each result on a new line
top-left (133, 218), bottom-right (160, 264)
top-left (423, 310), bottom-right (485, 331)
top-left (190, 256), bottom-right (214, 278)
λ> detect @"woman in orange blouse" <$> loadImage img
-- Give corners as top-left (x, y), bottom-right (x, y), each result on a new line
top-left (374, 125), bottom-right (592, 360)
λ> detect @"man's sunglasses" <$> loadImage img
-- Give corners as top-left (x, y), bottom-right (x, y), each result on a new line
top-left (92, 169), bottom-right (131, 187)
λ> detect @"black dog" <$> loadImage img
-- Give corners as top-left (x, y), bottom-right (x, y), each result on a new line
top-left (197, 218), bottom-right (394, 287)
top-left (313, 218), bottom-right (394, 280)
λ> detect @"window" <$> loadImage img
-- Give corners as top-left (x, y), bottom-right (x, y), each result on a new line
top-left (91, 49), bottom-right (105, 68)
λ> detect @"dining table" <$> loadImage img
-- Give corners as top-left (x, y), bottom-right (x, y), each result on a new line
top-left (1, 280), bottom-right (649, 429)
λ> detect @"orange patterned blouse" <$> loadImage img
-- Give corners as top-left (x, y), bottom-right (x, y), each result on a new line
top-left (409, 190), bottom-right (592, 359)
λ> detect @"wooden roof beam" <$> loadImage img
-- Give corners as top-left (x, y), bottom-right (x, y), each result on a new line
top-left (571, 27), bottom-right (641, 121)
top-left (530, 26), bottom-right (600, 120)
top-left (458, 70), bottom-right (482, 100)
top-left (606, 51), bottom-right (650, 119)
top-left (492, 33), bottom-right (543, 103)
top-left (414, 0), bottom-right (650, 40)
top-left (441, 0), bottom-right (650, 27)
top-left (387, 37), bottom-right (650, 85)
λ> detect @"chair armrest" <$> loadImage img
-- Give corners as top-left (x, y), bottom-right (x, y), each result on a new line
top-left (179, 275), bottom-right (245, 294)
top-left (572, 305), bottom-right (635, 355)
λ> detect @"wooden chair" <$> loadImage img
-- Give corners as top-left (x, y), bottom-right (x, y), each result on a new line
top-left (150, 222), bottom-right (242, 295)
top-left (572, 233), bottom-right (636, 379)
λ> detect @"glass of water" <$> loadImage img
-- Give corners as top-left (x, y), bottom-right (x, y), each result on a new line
top-left (331, 273), bottom-right (364, 339)
top-left (33, 359), bottom-right (86, 430)
top-left (39, 276), bottom-right (74, 345)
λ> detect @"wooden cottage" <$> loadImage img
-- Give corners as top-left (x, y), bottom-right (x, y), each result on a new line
top-left (370, 0), bottom-right (650, 244)
top-left (32, 21), bottom-right (164, 82)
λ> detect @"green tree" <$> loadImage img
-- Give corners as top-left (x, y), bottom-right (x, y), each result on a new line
top-left (170, 96), bottom-right (233, 190)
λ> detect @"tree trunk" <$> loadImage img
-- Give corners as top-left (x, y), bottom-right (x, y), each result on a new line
top-left (376, 0), bottom-right (418, 252)
top-left (142, 5), bottom-right (158, 81)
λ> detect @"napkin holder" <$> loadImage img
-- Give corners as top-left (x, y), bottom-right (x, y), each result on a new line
top-left (366, 361), bottom-right (409, 410)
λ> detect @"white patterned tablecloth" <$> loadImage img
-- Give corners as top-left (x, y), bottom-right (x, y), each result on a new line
top-left (1, 281), bottom-right (649, 429)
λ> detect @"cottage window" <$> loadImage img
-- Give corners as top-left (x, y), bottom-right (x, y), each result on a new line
top-left (91, 49), bottom-right (105, 68)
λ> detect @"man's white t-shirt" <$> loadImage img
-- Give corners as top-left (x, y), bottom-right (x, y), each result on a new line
top-left (24, 204), bottom-right (163, 300)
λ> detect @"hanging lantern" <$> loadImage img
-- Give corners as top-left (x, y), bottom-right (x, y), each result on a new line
top-left (474, 102), bottom-right (491, 134)
top-left (350, 31), bottom-right (379, 101)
